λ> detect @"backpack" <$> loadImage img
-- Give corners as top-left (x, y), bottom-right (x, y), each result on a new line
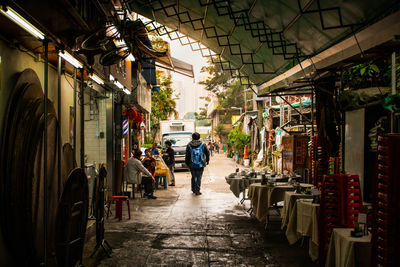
top-left (190, 143), bottom-right (205, 168)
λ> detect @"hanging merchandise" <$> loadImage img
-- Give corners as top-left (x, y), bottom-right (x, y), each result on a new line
top-left (135, 113), bottom-right (144, 124)
top-left (124, 108), bottom-right (137, 122)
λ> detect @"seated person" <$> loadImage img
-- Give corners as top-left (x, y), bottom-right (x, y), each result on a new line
top-left (142, 148), bottom-right (156, 176)
top-left (126, 150), bottom-right (157, 199)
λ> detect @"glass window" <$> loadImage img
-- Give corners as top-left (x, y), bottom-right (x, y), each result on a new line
top-left (163, 135), bottom-right (191, 147)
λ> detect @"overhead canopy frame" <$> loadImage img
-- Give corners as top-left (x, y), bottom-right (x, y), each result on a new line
top-left (127, 0), bottom-right (400, 92)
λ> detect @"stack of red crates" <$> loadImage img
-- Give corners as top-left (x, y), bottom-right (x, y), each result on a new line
top-left (310, 136), bottom-right (329, 186)
top-left (372, 134), bottom-right (400, 266)
top-left (329, 157), bottom-right (342, 174)
top-left (318, 174), bottom-right (363, 266)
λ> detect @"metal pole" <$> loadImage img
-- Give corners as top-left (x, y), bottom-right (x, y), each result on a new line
top-left (73, 68), bottom-right (77, 160)
top-left (391, 52), bottom-right (397, 133)
top-left (278, 95), bottom-right (312, 125)
top-left (80, 69), bottom-right (85, 168)
top-left (43, 39), bottom-right (49, 267)
top-left (244, 87), bottom-right (247, 113)
top-left (57, 52), bottom-right (62, 199)
top-left (311, 89), bottom-right (314, 136)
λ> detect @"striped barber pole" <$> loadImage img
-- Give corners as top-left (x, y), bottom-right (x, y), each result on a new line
top-left (122, 119), bottom-right (129, 135)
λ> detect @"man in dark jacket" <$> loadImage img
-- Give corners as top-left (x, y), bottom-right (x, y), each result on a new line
top-left (163, 140), bottom-right (175, 186)
top-left (185, 132), bottom-right (210, 195)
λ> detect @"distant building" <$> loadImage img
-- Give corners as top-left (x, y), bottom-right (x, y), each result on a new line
top-left (172, 77), bottom-right (208, 118)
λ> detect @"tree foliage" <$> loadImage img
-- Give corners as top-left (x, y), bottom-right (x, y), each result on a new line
top-left (150, 70), bottom-right (177, 141)
top-left (213, 124), bottom-right (226, 142)
top-left (227, 124), bottom-right (250, 158)
top-left (198, 59), bottom-right (232, 95)
top-left (199, 60), bottom-right (253, 119)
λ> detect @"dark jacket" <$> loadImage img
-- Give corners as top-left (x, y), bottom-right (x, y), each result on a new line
top-left (185, 140), bottom-right (210, 168)
top-left (163, 147), bottom-right (175, 166)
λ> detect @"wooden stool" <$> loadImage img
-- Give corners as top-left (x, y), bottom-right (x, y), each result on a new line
top-left (106, 195), bottom-right (131, 221)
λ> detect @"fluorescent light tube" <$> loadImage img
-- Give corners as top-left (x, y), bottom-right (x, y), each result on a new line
top-left (58, 51), bottom-right (83, 69)
top-left (127, 54), bottom-right (135, 62)
top-left (123, 88), bottom-right (131, 95)
top-left (0, 7), bottom-right (45, 40)
top-left (109, 74), bottom-right (115, 81)
top-left (114, 81), bottom-right (124, 89)
top-left (89, 74), bottom-right (104, 85)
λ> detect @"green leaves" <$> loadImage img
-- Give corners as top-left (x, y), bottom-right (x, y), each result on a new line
top-left (150, 71), bottom-right (178, 141)
top-left (227, 125), bottom-right (250, 157)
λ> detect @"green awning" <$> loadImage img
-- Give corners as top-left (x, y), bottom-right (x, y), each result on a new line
top-left (129, 0), bottom-right (399, 89)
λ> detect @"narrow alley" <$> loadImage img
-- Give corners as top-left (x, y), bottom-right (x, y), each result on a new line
top-left (84, 154), bottom-right (314, 267)
top-left (1, 1), bottom-right (399, 266)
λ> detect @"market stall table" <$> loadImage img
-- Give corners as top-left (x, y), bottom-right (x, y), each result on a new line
top-left (282, 191), bottom-right (314, 245)
top-left (281, 190), bottom-right (314, 230)
top-left (247, 183), bottom-right (294, 222)
top-left (326, 228), bottom-right (371, 267)
top-left (225, 177), bottom-right (262, 201)
top-left (296, 199), bottom-right (319, 261)
top-left (154, 156), bottom-right (172, 189)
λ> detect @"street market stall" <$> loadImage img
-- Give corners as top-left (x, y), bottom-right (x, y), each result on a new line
top-left (154, 155), bottom-right (172, 188)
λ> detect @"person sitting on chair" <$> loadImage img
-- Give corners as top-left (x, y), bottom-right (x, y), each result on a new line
top-left (142, 148), bottom-right (156, 176)
top-left (126, 150), bottom-right (157, 199)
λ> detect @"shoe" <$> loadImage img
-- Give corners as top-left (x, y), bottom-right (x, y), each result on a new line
top-left (195, 191), bottom-right (202, 195)
top-left (147, 195), bottom-right (157, 199)
top-left (142, 193), bottom-right (149, 198)
top-left (169, 183), bottom-right (175, 186)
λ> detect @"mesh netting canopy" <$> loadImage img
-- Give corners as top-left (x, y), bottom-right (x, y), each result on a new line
top-left (128, 0), bottom-right (399, 91)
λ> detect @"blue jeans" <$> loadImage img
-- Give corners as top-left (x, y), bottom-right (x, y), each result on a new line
top-left (190, 167), bottom-right (204, 193)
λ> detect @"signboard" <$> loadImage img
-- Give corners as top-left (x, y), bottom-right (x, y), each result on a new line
top-left (282, 135), bottom-right (309, 173)
top-left (123, 63), bottom-right (151, 113)
top-left (282, 136), bottom-right (294, 173)
top-left (232, 115), bottom-right (240, 125)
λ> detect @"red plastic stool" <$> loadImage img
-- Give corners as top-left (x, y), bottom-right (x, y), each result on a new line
top-left (106, 195), bottom-right (131, 221)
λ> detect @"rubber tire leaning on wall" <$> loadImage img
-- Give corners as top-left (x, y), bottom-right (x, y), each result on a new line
top-left (0, 68), bottom-right (61, 264)
top-left (55, 168), bottom-right (89, 267)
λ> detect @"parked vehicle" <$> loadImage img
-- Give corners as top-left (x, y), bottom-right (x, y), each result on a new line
top-left (162, 131), bottom-right (193, 170)
top-left (160, 119), bottom-right (196, 134)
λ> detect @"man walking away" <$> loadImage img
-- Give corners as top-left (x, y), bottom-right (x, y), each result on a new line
top-left (163, 140), bottom-right (175, 186)
top-left (185, 132), bottom-right (210, 195)
top-left (208, 141), bottom-right (214, 157)
top-left (214, 141), bottom-right (219, 154)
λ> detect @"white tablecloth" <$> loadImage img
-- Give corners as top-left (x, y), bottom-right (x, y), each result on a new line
top-left (225, 177), bottom-right (261, 198)
top-left (248, 183), bottom-right (294, 222)
top-left (326, 228), bottom-right (371, 267)
top-left (297, 199), bottom-right (319, 261)
top-left (281, 191), bottom-right (313, 230)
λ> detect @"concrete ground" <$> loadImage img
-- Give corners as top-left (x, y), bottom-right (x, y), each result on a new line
top-left (83, 153), bottom-right (316, 267)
